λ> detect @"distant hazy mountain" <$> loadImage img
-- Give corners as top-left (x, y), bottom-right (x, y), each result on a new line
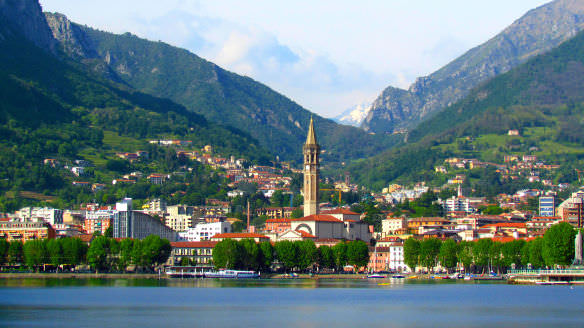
top-left (362, 0), bottom-right (584, 134)
top-left (333, 101), bottom-right (371, 127)
top-left (43, 12), bottom-right (396, 164)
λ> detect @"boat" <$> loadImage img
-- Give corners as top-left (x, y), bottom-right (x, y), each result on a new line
top-left (204, 269), bottom-right (260, 279)
top-left (391, 274), bottom-right (406, 279)
top-left (165, 266), bottom-right (205, 278)
top-left (406, 275), bottom-right (418, 279)
top-left (368, 274), bottom-right (387, 279)
top-left (535, 281), bottom-right (570, 285)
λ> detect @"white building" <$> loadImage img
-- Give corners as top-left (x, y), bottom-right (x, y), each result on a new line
top-left (71, 166), bottom-right (85, 176)
top-left (178, 221), bottom-right (232, 241)
top-left (388, 242), bottom-right (410, 273)
top-left (18, 207), bottom-right (63, 226)
top-left (441, 196), bottom-right (474, 214)
top-left (381, 217), bottom-right (407, 235)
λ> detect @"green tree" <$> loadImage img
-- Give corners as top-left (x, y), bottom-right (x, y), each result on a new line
top-left (140, 235), bottom-right (172, 271)
top-left (274, 240), bottom-right (299, 271)
top-left (118, 238), bottom-right (135, 271)
top-left (489, 242), bottom-right (503, 273)
top-left (473, 239), bottom-right (493, 273)
top-left (290, 208), bottom-right (303, 219)
top-left (419, 238), bottom-right (441, 272)
top-left (542, 222), bottom-right (576, 267)
top-left (212, 239), bottom-right (242, 269)
top-left (87, 236), bottom-right (111, 272)
top-left (297, 239), bottom-right (318, 271)
top-left (46, 239), bottom-right (63, 270)
top-left (439, 239), bottom-right (459, 272)
top-left (239, 239), bottom-right (261, 270)
top-left (528, 238), bottom-right (545, 268)
top-left (346, 240), bottom-right (369, 270)
top-left (403, 238), bottom-right (421, 271)
top-left (23, 239), bottom-right (48, 271)
top-left (259, 241), bottom-right (274, 271)
top-left (501, 239), bottom-right (525, 269)
top-left (7, 241), bottom-right (23, 265)
top-left (0, 239), bottom-right (9, 265)
top-left (61, 237), bottom-right (88, 266)
top-left (317, 245), bottom-right (334, 270)
top-left (458, 241), bottom-right (474, 272)
top-left (332, 242), bottom-right (348, 270)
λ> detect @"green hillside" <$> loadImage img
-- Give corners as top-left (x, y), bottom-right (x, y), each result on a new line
top-left (350, 29), bottom-right (584, 190)
top-left (0, 33), bottom-right (271, 211)
top-left (45, 13), bottom-right (398, 165)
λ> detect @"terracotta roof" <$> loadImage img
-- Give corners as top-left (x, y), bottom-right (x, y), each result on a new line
top-left (171, 241), bottom-right (218, 248)
top-left (265, 218), bottom-right (291, 223)
top-left (490, 236), bottom-right (536, 243)
top-left (408, 217), bottom-right (450, 222)
top-left (481, 222), bottom-right (526, 229)
top-left (78, 234), bottom-right (93, 243)
top-left (296, 230), bottom-right (317, 238)
top-left (315, 238), bottom-right (341, 243)
top-left (377, 236), bottom-right (403, 242)
top-left (321, 208), bottom-right (359, 215)
top-left (291, 214), bottom-right (342, 223)
top-left (211, 232), bottom-right (269, 239)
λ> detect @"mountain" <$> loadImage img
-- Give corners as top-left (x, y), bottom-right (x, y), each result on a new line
top-left (350, 27), bottom-right (584, 190)
top-left (0, 0), bottom-right (278, 210)
top-left (361, 0), bottom-right (584, 134)
top-left (0, 0), bottom-right (55, 52)
top-left (333, 101), bottom-right (371, 127)
top-left (44, 12), bottom-right (396, 165)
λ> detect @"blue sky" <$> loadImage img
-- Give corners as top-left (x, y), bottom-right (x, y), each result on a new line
top-left (39, 0), bottom-right (550, 117)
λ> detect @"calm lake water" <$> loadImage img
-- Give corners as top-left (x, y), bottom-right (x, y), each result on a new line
top-left (0, 278), bottom-right (583, 327)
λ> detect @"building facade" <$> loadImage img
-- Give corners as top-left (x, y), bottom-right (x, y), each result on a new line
top-left (539, 196), bottom-right (555, 217)
top-left (167, 241), bottom-right (217, 267)
top-left (0, 220), bottom-right (56, 242)
top-left (178, 221), bottom-right (232, 241)
top-left (113, 198), bottom-right (177, 241)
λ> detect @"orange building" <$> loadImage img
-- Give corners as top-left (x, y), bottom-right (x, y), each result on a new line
top-left (265, 218), bottom-right (291, 234)
top-left (0, 221), bottom-right (56, 242)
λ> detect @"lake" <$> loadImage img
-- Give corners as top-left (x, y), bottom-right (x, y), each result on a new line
top-left (0, 278), bottom-right (583, 327)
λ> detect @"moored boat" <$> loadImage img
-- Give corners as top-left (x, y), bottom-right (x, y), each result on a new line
top-left (204, 269), bottom-right (260, 279)
top-left (368, 274), bottom-right (387, 279)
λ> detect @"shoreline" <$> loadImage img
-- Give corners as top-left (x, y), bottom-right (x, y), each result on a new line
top-left (0, 272), bottom-right (506, 281)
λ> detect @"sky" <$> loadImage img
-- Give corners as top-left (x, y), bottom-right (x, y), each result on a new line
top-left (39, 0), bottom-right (551, 118)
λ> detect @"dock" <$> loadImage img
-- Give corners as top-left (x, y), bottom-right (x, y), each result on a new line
top-left (508, 269), bottom-right (584, 284)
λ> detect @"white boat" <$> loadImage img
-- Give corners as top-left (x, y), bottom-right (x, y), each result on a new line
top-left (204, 269), bottom-right (260, 279)
top-left (367, 274), bottom-right (387, 279)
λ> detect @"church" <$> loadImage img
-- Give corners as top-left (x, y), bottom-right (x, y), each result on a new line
top-left (274, 117), bottom-right (371, 243)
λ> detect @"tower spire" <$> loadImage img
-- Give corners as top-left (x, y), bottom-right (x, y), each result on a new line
top-left (303, 116), bottom-right (320, 217)
top-left (306, 115), bottom-right (317, 145)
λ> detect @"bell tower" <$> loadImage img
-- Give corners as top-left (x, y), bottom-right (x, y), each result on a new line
top-left (303, 116), bottom-right (320, 217)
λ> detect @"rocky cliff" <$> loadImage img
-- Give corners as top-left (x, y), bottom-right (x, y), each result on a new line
top-left (362, 0), bottom-right (584, 134)
top-left (0, 0), bottom-right (55, 52)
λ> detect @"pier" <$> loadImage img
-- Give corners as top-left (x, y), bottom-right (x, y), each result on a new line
top-left (508, 268), bottom-right (584, 284)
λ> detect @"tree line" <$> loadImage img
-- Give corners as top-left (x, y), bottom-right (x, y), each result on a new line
top-left (0, 235), bottom-right (171, 273)
top-left (403, 222), bottom-right (577, 273)
top-left (212, 239), bottom-right (370, 273)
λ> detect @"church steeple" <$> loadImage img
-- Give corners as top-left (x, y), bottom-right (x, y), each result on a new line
top-left (303, 116), bottom-right (320, 217)
top-left (306, 116), bottom-right (317, 145)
